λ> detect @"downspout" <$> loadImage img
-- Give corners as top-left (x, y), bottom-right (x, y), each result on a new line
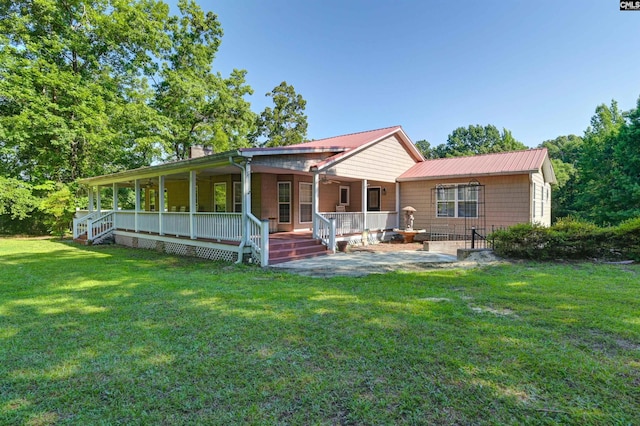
top-left (230, 156), bottom-right (247, 263)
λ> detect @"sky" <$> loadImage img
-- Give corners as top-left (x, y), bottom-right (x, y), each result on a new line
top-left (166, 0), bottom-right (640, 147)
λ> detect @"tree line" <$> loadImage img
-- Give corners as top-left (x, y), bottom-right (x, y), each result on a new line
top-left (414, 97), bottom-right (640, 226)
top-left (0, 0), bottom-right (308, 234)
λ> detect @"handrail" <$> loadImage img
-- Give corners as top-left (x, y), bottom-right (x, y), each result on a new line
top-left (247, 213), bottom-right (269, 266)
top-left (315, 213), bottom-right (336, 253)
top-left (72, 210), bottom-right (102, 239)
top-left (87, 211), bottom-right (115, 241)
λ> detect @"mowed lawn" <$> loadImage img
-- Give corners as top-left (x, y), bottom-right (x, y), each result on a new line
top-left (1, 239), bottom-right (639, 425)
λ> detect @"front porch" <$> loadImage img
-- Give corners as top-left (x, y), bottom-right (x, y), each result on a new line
top-left (73, 208), bottom-right (400, 266)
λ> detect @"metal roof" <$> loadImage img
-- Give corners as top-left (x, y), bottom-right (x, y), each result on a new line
top-left (398, 148), bottom-right (556, 183)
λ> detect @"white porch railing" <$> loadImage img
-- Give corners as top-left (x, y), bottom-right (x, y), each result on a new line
top-left (315, 213), bottom-right (336, 252)
top-left (88, 211), bottom-right (115, 241)
top-left (247, 213), bottom-right (269, 266)
top-left (115, 211), bottom-right (135, 230)
top-left (162, 213), bottom-right (191, 237)
top-left (195, 213), bottom-right (243, 241)
top-left (320, 211), bottom-right (397, 235)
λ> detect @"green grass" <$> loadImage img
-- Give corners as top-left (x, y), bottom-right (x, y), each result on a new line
top-left (1, 239), bottom-right (639, 425)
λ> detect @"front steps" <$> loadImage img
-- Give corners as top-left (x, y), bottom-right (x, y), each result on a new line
top-left (269, 236), bottom-right (329, 265)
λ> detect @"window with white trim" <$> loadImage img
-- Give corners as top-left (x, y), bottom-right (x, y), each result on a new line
top-left (299, 182), bottom-right (312, 223)
top-left (339, 185), bottom-right (350, 206)
top-left (233, 181), bottom-right (242, 213)
top-left (436, 185), bottom-right (478, 218)
top-left (278, 182), bottom-right (291, 223)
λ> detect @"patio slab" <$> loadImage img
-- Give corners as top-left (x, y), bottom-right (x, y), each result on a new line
top-left (269, 249), bottom-right (457, 277)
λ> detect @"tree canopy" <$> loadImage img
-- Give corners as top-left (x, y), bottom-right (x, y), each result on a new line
top-left (251, 81), bottom-right (308, 147)
top-left (426, 124), bottom-right (528, 158)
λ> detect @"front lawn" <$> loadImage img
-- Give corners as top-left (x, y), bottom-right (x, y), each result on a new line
top-left (1, 239), bottom-right (638, 425)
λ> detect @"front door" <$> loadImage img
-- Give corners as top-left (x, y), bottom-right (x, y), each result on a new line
top-left (367, 187), bottom-right (381, 212)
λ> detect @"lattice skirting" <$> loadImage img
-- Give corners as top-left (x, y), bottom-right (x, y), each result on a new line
top-left (115, 234), bottom-right (239, 263)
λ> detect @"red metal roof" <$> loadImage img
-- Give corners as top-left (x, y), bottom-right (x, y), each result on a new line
top-left (399, 148), bottom-right (550, 180)
top-left (286, 125), bottom-right (402, 150)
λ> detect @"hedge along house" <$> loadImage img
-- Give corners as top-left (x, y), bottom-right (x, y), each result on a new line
top-left (75, 126), bottom-right (424, 266)
top-left (397, 148), bottom-right (557, 241)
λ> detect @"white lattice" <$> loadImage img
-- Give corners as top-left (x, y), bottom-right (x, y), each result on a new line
top-left (164, 242), bottom-right (189, 256)
top-left (115, 235), bottom-right (134, 247)
top-left (137, 238), bottom-right (157, 250)
top-left (195, 246), bottom-right (238, 262)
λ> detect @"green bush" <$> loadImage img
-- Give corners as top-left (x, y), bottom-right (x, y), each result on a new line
top-left (491, 217), bottom-right (640, 261)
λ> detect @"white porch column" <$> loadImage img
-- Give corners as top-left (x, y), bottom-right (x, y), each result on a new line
top-left (112, 183), bottom-right (118, 211)
top-left (189, 170), bottom-right (196, 239)
top-left (312, 171), bottom-right (319, 239)
top-left (112, 183), bottom-right (118, 229)
top-left (158, 175), bottom-right (165, 236)
top-left (395, 182), bottom-right (401, 229)
top-left (243, 160), bottom-right (252, 245)
top-left (96, 187), bottom-right (102, 214)
top-left (134, 179), bottom-right (140, 232)
top-left (88, 188), bottom-right (94, 213)
top-left (362, 179), bottom-right (368, 231)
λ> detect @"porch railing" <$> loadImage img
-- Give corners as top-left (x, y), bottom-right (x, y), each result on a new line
top-left (247, 213), bottom-right (269, 266)
top-left (320, 211), bottom-right (397, 235)
top-left (195, 213), bottom-right (243, 241)
top-left (315, 213), bottom-right (336, 252)
top-left (73, 210), bottom-right (104, 239)
top-left (88, 211), bottom-right (115, 241)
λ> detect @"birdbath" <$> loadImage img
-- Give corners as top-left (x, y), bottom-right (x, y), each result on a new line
top-left (395, 206), bottom-right (420, 243)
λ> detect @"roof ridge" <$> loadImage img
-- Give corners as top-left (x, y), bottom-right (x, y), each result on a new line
top-left (308, 125), bottom-right (401, 142)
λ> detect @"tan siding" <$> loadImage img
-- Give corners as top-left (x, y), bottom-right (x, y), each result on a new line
top-left (400, 174), bottom-right (534, 231)
top-left (328, 135), bottom-right (418, 181)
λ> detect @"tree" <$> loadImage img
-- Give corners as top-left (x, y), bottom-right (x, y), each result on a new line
top-left (251, 81), bottom-right (308, 147)
top-left (415, 139), bottom-right (436, 159)
top-left (152, 0), bottom-right (255, 160)
top-left (573, 100), bottom-right (628, 224)
top-left (433, 124), bottom-right (528, 158)
top-left (0, 0), bottom-right (170, 182)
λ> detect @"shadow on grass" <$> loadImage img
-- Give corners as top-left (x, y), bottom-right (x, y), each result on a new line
top-left (0, 239), bottom-right (639, 424)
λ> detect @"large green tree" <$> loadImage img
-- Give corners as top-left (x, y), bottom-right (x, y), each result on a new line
top-left (0, 0), bottom-right (170, 182)
top-left (251, 81), bottom-right (308, 147)
top-left (573, 99), bottom-right (640, 224)
top-left (432, 124), bottom-right (528, 158)
top-left (152, 0), bottom-right (255, 160)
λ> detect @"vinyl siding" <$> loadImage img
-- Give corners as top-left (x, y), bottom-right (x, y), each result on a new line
top-left (399, 174), bottom-right (534, 231)
top-left (326, 135), bottom-right (418, 181)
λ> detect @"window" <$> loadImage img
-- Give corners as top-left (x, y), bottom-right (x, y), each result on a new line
top-left (149, 189), bottom-right (156, 211)
top-left (436, 185), bottom-right (478, 218)
top-left (214, 183), bottom-right (226, 212)
top-left (299, 182), bottom-right (312, 223)
top-left (233, 181), bottom-right (242, 213)
top-left (278, 182), bottom-right (291, 223)
top-left (339, 185), bottom-right (350, 206)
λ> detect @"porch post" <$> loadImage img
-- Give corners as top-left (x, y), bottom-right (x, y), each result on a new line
top-left (88, 187), bottom-right (94, 213)
top-left (158, 175), bottom-right (165, 236)
top-left (134, 179), bottom-right (140, 232)
top-left (362, 179), bottom-right (368, 231)
top-left (395, 182), bottom-right (401, 229)
top-left (312, 171), bottom-right (319, 239)
top-left (189, 170), bottom-right (196, 239)
top-left (96, 186), bottom-right (101, 214)
top-left (112, 183), bottom-right (118, 229)
top-left (243, 160), bottom-right (252, 245)
top-left (112, 183), bottom-right (118, 211)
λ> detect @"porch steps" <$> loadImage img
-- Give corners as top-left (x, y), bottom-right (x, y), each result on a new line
top-left (268, 237), bottom-right (328, 265)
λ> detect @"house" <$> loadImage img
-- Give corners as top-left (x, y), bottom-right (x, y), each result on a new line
top-left (75, 126), bottom-right (556, 265)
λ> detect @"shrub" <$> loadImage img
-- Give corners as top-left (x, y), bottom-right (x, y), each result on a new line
top-left (491, 217), bottom-right (640, 261)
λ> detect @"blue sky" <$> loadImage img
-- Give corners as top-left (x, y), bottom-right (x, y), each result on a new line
top-left (167, 0), bottom-right (640, 147)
